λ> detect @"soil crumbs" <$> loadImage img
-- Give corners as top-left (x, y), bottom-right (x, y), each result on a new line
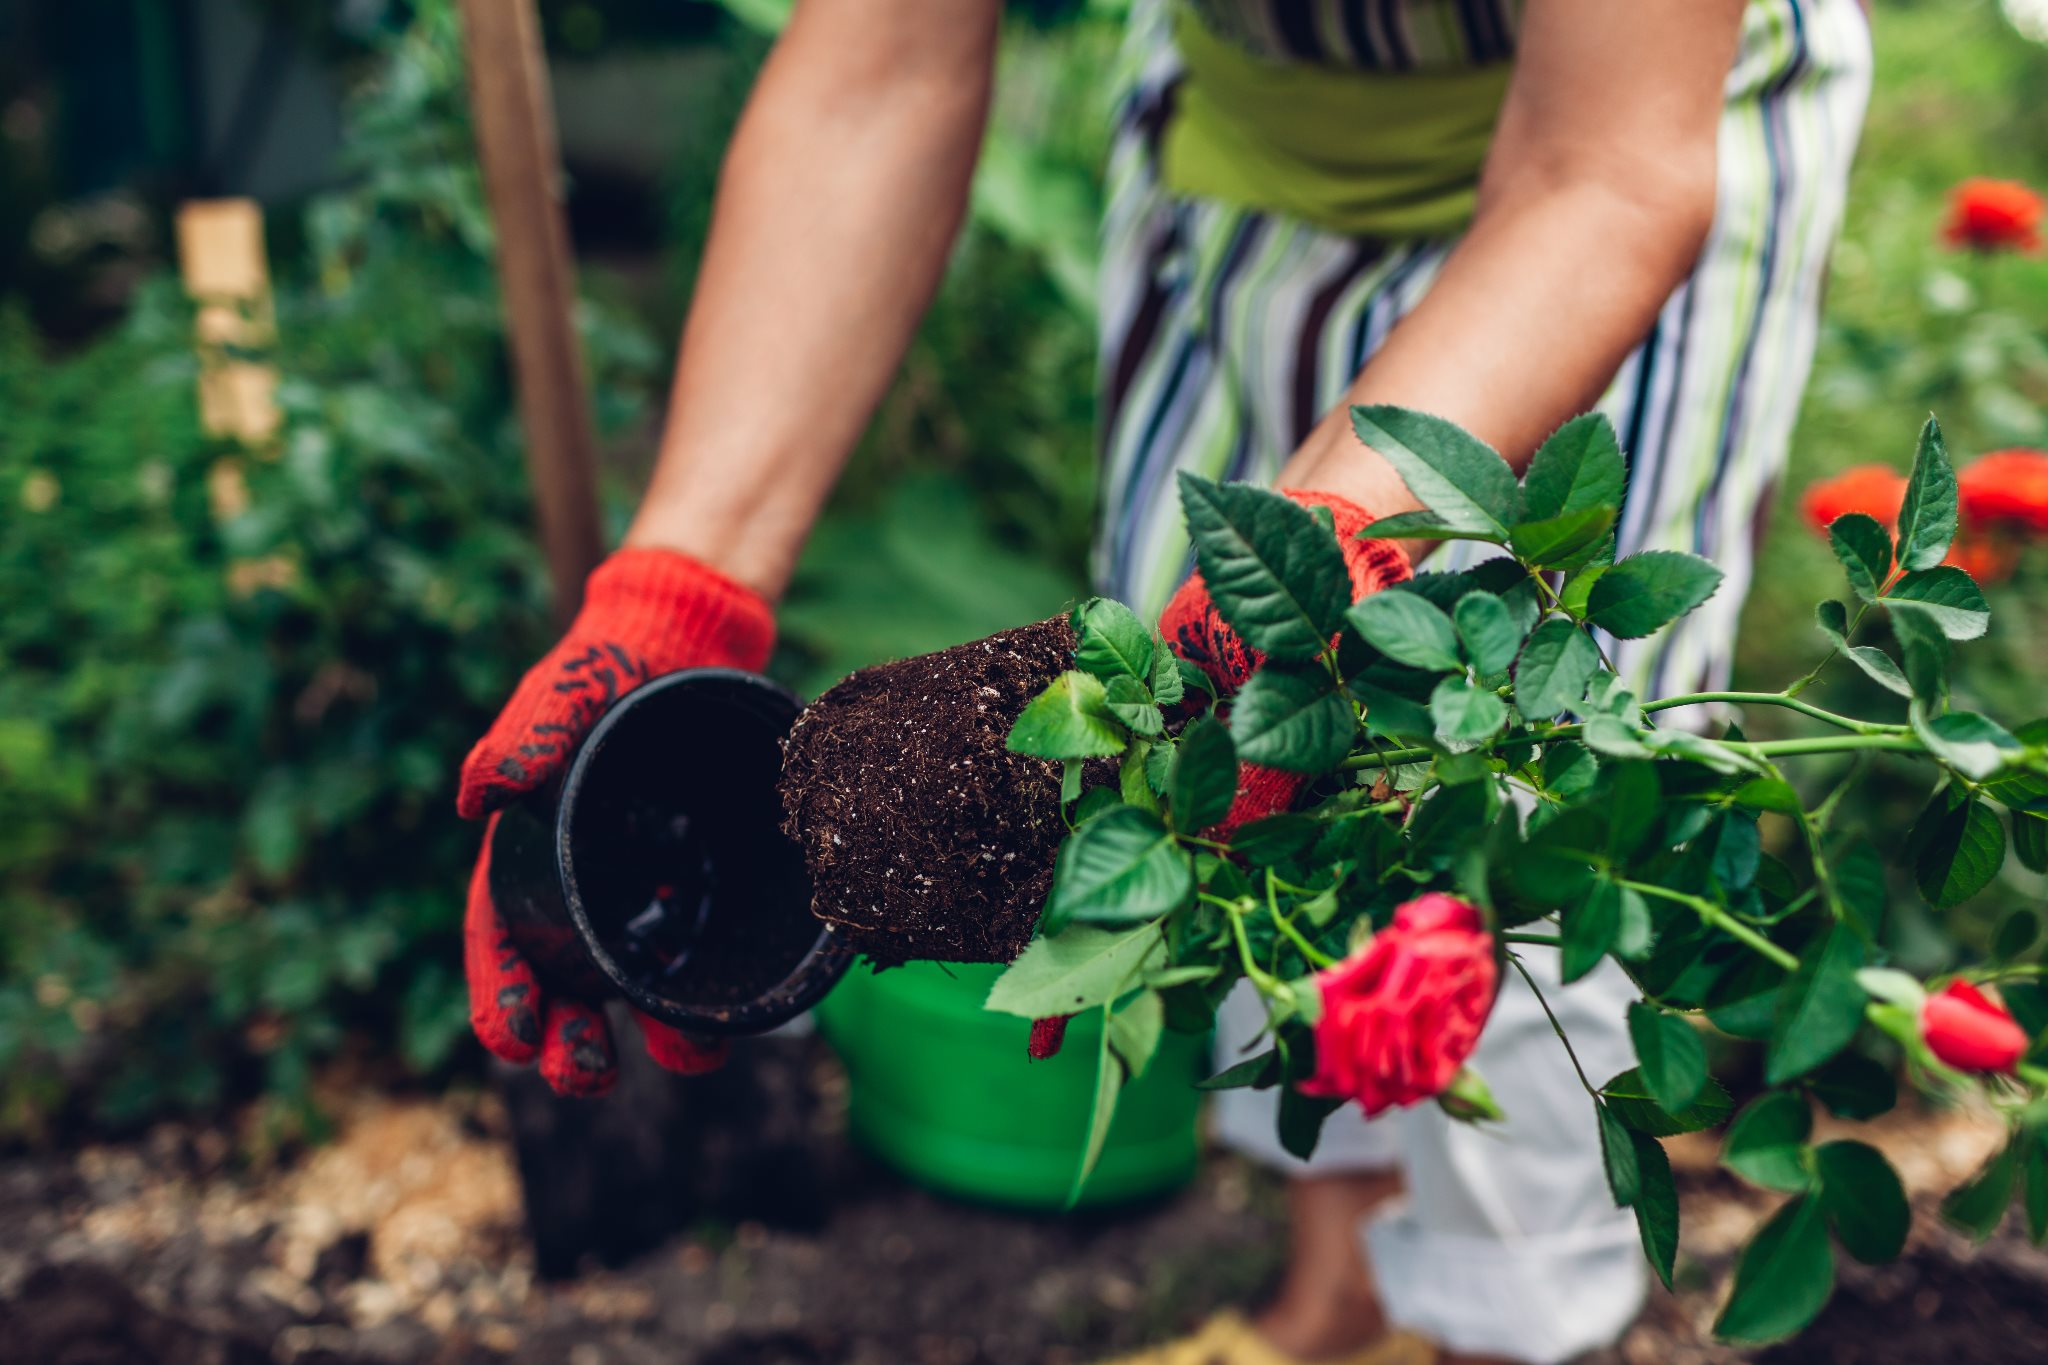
top-left (779, 617), bottom-right (1077, 966)
top-left (5, 1041), bottom-right (2046, 1365)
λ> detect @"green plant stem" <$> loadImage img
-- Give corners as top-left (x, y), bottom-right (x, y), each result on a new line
top-left (1507, 952), bottom-right (1600, 1100)
top-left (1227, 909), bottom-right (1282, 993)
top-left (1339, 728), bottom-right (1924, 773)
top-left (1502, 930), bottom-right (1563, 947)
top-left (1617, 879), bottom-right (1801, 971)
top-left (1642, 691), bottom-right (1906, 736)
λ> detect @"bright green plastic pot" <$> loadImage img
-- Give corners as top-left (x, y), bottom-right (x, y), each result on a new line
top-left (815, 961), bottom-right (1207, 1208)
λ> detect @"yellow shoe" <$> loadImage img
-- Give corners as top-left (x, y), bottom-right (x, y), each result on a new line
top-left (1095, 1312), bottom-right (1438, 1365)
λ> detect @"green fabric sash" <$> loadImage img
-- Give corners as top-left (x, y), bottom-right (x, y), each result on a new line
top-left (1163, 8), bottom-right (1512, 238)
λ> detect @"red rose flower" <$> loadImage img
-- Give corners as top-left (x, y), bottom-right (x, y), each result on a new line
top-left (1959, 449), bottom-right (2048, 533)
top-left (1300, 892), bottom-right (1498, 1117)
top-left (1921, 980), bottom-right (2028, 1074)
top-left (1800, 464), bottom-right (1909, 536)
top-left (1940, 178), bottom-right (2045, 254)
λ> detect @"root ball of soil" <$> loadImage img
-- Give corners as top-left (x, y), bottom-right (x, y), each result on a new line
top-left (778, 617), bottom-right (1077, 965)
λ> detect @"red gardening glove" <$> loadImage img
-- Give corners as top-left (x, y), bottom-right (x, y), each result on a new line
top-left (1029, 491), bottom-right (1409, 1061)
top-left (458, 548), bottom-right (775, 1096)
top-left (1160, 487), bottom-right (1411, 835)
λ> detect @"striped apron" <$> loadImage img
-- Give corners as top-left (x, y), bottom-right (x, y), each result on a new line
top-left (1094, 0), bottom-right (1873, 702)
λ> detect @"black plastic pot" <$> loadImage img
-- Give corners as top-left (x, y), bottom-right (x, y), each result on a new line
top-left (487, 668), bottom-right (852, 1035)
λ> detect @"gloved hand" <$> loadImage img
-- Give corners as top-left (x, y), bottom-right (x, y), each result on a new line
top-left (458, 548), bottom-right (776, 1095)
top-left (1158, 487), bottom-right (1411, 836)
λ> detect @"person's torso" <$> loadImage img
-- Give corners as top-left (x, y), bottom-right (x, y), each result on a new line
top-left (1158, 0), bottom-right (1524, 237)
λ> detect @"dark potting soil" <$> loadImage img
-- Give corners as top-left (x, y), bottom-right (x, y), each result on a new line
top-left (778, 616), bottom-right (1078, 965)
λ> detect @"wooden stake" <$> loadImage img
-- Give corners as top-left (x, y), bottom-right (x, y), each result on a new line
top-left (457, 0), bottom-right (604, 621)
top-left (176, 199), bottom-right (281, 447)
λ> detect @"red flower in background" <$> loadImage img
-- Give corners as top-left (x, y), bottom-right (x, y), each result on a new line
top-left (1921, 981), bottom-right (2028, 1074)
top-left (1959, 449), bottom-right (2048, 533)
top-left (1299, 892), bottom-right (1497, 1118)
top-left (1800, 464), bottom-right (1909, 534)
top-left (1941, 178), bottom-right (2045, 253)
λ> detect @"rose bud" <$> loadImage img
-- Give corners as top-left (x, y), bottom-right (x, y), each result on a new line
top-left (1298, 892), bottom-right (1498, 1118)
top-left (1921, 980), bottom-right (2028, 1074)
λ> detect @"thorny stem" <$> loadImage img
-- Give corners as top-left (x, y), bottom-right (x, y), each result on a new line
top-left (1618, 879), bottom-right (1802, 972)
top-left (1508, 952), bottom-right (1600, 1100)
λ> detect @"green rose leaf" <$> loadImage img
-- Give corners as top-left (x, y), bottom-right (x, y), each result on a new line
top-left (1231, 665), bottom-right (1357, 774)
top-left (1766, 927), bottom-right (1868, 1084)
top-left (1179, 475), bottom-right (1351, 661)
top-left (985, 922), bottom-right (1167, 1018)
top-left (1103, 674), bottom-right (1165, 738)
top-left (1910, 705), bottom-right (2021, 781)
top-left (1809, 1051), bottom-right (1898, 1121)
top-left (1602, 1068), bottom-right (1734, 1136)
top-left (1895, 416), bottom-right (1959, 572)
top-left (1815, 1140), bottom-right (1909, 1264)
top-left (1723, 1091), bottom-right (1814, 1192)
top-left (1353, 680), bottom-right (1436, 742)
top-left (1558, 561), bottom-right (1610, 618)
top-left (1586, 551), bottom-right (1725, 639)
top-left (1346, 592), bottom-right (1463, 671)
top-left (1628, 1002), bottom-right (1708, 1114)
top-left (1106, 988), bottom-right (1165, 1079)
top-left (1827, 513), bottom-right (1893, 604)
top-left (1597, 1100), bottom-right (1641, 1207)
top-left (1008, 670), bottom-right (1127, 760)
top-left (1042, 807), bottom-right (1193, 933)
top-left (1073, 598), bottom-right (1156, 682)
top-left (1942, 1133), bottom-right (2022, 1241)
top-left (1510, 506), bottom-right (1617, 569)
top-left (1514, 619), bottom-right (1602, 721)
top-left (1452, 591), bottom-right (1526, 678)
top-left (1350, 405), bottom-right (1517, 540)
top-left (1713, 1196), bottom-right (1836, 1344)
top-left (2014, 813), bottom-right (2048, 876)
top-left (1887, 566), bottom-right (1989, 640)
top-left (1197, 1047), bottom-right (1280, 1091)
top-left (1076, 1020), bottom-right (1124, 1200)
top-left (1562, 879), bottom-right (1623, 983)
top-left (1520, 413), bottom-right (1628, 521)
top-left (1168, 716), bottom-right (1239, 834)
top-left (1431, 674), bottom-right (1509, 747)
top-left (1815, 600), bottom-right (1912, 697)
top-left (1148, 637), bottom-right (1186, 705)
top-left (1356, 510), bottom-right (1471, 540)
top-left (1910, 790), bottom-right (2006, 907)
top-left (1887, 601), bottom-right (1951, 706)
top-left (1632, 1128), bottom-right (1680, 1289)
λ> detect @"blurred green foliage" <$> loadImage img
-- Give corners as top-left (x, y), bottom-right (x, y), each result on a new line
top-left (0, 1), bottom-right (659, 1142)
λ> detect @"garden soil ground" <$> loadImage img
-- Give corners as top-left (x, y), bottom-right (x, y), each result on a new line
top-left (5, 1036), bottom-right (2045, 1365)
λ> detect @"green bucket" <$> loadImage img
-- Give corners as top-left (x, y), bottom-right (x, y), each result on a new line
top-left (815, 961), bottom-right (1207, 1208)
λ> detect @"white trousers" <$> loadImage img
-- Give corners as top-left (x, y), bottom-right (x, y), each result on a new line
top-left (1209, 948), bottom-right (1646, 1364)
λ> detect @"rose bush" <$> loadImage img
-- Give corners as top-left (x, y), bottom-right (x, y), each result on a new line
top-left (983, 405), bottom-right (2048, 1345)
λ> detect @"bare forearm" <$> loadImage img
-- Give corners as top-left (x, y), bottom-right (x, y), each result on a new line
top-left (1282, 0), bottom-right (1741, 529)
top-left (1281, 178), bottom-right (1712, 514)
top-left (626, 2), bottom-right (998, 599)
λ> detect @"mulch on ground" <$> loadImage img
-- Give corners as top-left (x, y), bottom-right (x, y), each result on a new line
top-left (4, 1036), bottom-right (2045, 1365)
